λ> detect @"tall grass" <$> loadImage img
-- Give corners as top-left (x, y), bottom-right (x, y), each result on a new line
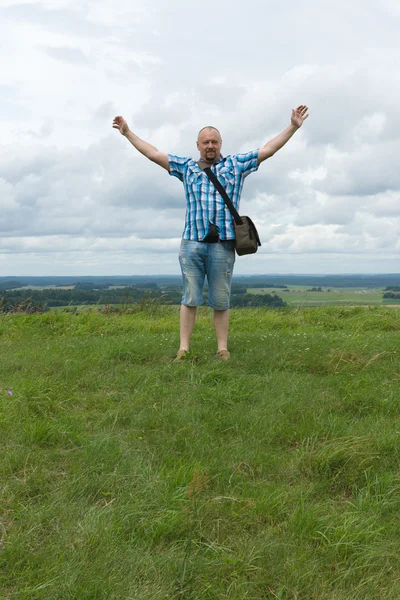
top-left (1, 306), bottom-right (400, 599)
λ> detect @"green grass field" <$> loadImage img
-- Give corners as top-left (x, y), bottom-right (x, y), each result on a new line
top-left (1, 306), bottom-right (400, 599)
top-left (247, 286), bottom-right (389, 307)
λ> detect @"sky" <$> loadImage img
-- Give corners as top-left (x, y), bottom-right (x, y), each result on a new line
top-left (1, 0), bottom-right (400, 276)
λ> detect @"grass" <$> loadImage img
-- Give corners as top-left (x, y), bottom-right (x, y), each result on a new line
top-left (1, 305), bottom-right (400, 599)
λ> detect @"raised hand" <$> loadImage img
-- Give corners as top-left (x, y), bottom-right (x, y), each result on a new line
top-left (112, 115), bottom-right (129, 135)
top-left (291, 105), bottom-right (309, 128)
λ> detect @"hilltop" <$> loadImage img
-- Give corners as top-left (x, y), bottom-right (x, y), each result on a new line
top-left (1, 306), bottom-right (400, 599)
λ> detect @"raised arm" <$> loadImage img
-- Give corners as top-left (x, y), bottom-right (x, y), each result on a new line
top-left (112, 116), bottom-right (169, 172)
top-left (257, 105), bottom-right (309, 165)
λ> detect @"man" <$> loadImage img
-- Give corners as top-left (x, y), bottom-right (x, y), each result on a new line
top-left (112, 106), bottom-right (309, 360)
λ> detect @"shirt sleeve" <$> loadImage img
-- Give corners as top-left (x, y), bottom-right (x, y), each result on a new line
top-left (168, 154), bottom-right (191, 182)
top-left (232, 149), bottom-right (259, 178)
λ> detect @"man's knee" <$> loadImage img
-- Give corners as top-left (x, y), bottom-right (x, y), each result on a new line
top-left (181, 279), bottom-right (204, 307)
top-left (208, 276), bottom-right (232, 310)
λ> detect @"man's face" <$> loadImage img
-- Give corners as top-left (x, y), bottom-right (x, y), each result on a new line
top-left (197, 128), bottom-right (222, 162)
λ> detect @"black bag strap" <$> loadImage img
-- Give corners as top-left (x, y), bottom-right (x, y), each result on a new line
top-left (203, 167), bottom-right (243, 225)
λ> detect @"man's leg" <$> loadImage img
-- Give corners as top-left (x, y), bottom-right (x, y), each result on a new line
top-left (207, 241), bottom-right (235, 358)
top-left (175, 240), bottom-right (206, 359)
top-left (179, 305), bottom-right (197, 351)
top-left (213, 308), bottom-right (230, 352)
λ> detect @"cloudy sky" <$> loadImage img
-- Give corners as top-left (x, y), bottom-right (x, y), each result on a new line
top-left (1, 0), bottom-right (400, 276)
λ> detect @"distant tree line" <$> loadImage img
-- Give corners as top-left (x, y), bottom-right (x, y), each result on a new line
top-left (3, 275), bottom-right (400, 288)
top-left (0, 285), bottom-right (286, 312)
top-left (0, 287), bottom-right (170, 311)
top-left (230, 293), bottom-right (286, 307)
top-left (0, 280), bottom-right (25, 290)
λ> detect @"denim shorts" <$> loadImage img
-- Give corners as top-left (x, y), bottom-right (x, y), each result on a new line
top-left (179, 239), bottom-right (235, 310)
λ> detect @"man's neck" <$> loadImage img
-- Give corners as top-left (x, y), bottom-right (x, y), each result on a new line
top-left (198, 155), bottom-right (222, 167)
top-left (199, 158), bottom-right (216, 165)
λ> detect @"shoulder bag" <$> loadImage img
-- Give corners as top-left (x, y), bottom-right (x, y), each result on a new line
top-left (204, 167), bottom-right (261, 256)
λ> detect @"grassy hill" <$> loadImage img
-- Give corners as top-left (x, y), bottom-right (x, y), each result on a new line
top-left (1, 306), bottom-right (400, 599)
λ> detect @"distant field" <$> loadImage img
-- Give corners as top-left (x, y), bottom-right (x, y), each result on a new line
top-left (8, 285), bottom-right (76, 291)
top-left (8, 286), bottom-right (49, 291)
top-left (107, 285), bottom-right (138, 289)
top-left (248, 286), bottom-right (387, 306)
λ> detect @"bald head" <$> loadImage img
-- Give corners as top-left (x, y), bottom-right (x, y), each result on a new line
top-left (197, 126), bottom-right (221, 141)
top-left (197, 126), bottom-right (222, 163)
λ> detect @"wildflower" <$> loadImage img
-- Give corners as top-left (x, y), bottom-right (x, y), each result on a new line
top-left (7, 390), bottom-right (12, 397)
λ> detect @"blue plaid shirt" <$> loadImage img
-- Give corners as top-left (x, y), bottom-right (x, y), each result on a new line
top-left (168, 150), bottom-right (259, 241)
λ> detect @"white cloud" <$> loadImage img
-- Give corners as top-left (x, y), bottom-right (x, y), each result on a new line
top-left (1, 0), bottom-right (400, 275)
